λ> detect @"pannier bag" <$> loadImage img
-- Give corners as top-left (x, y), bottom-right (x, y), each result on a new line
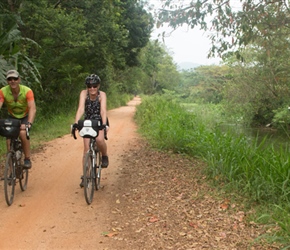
top-left (0, 119), bottom-right (21, 138)
top-left (78, 119), bottom-right (101, 138)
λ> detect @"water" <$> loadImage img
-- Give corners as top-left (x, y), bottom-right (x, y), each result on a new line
top-left (218, 124), bottom-right (290, 149)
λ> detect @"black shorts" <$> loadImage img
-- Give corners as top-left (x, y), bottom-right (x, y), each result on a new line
top-left (8, 115), bottom-right (28, 125)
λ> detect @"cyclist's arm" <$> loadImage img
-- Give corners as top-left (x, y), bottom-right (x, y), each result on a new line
top-left (0, 90), bottom-right (4, 109)
top-left (74, 90), bottom-right (86, 123)
top-left (27, 100), bottom-right (36, 124)
top-left (99, 91), bottom-right (107, 126)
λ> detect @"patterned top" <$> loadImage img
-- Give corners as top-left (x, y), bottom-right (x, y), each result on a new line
top-left (0, 85), bottom-right (34, 119)
top-left (84, 90), bottom-right (101, 120)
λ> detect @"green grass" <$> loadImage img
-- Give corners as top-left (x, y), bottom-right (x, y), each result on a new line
top-left (135, 94), bottom-right (290, 246)
top-left (0, 93), bottom-right (133, 162)
top-left (0, 111), bottom-right (75, 157)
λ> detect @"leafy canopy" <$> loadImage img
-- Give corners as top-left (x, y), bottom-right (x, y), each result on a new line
top-left (156, 0), bottom-right (290, 60)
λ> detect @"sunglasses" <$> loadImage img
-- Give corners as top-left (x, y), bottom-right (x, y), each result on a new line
top-left (7, 77), bottom-right (19, 81)
top-left (87, 85), bottom-right (98, 89)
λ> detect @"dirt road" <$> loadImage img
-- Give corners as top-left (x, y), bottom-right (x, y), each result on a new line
top-left (0, 97), bottom-right (141, 249)
top-left (0, 97), bottom-right (283, 249)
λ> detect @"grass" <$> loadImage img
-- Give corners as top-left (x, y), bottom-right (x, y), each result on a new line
top-left (135, 94), bottom-right (290, 246)
top-left (0, 111), bottom-right (75, 158)
top-left (0, 93), bottom-right (133, 164)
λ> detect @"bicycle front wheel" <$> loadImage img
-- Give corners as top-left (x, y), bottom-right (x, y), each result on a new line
top-left (95, 151), bottom-right (102, 190)
top-left (83, 151), bottom-right (95, 204)
top-left (19, 168), bottom-right (29, 191)
top-left (4, 152), bottom-right (16, 206)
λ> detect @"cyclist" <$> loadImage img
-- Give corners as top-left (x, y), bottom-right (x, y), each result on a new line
top-left (73, 74), bottom-right (109, 187)
top-left (0, 70), bottom-right (36, 169)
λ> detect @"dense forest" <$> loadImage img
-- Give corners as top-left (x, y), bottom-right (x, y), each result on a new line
top-left (0, 0), bottom-right (180, 121)
top-left (1, 0), bottom-right (290, 127)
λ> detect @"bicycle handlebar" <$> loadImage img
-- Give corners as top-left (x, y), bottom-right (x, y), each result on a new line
top-left (71, 126), bottom-right (77, 140)
top-left (71, 125), bottom-right (108, 140)
top-left (25, 126), bottom-right (30, 140)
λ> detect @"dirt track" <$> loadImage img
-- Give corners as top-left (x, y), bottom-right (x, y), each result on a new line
top-left (0, 97), bottom-right (141, 249)
top-left (0, 97), bottom-right (283, 249)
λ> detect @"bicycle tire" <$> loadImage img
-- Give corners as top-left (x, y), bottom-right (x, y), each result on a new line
top-left (83, 151), bottom-right (95, 204)
top-left (19, 152), bottom-right (28, 191)
top-left (4, 152), bottom-right (16, 206)
top-left (19, 168), bottom-right (28, 191)
top-left (95, 151), bottom-right (102, 190)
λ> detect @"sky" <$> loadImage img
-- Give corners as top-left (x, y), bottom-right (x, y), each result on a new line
top-left (151, 26), bottom-right (221, 66)
top-left (149, 0), bottom-right (222, 66)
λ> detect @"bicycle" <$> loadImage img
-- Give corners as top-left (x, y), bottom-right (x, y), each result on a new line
top-left (72, 119), bottom-right (107, 205)
top-left (0, 118), bottom-right (30, 206)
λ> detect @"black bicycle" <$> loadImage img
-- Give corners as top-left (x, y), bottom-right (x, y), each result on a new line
top-left (0, 119), bottom-right (30, 206)
top-left (72, 119), bottom-right (106, 204)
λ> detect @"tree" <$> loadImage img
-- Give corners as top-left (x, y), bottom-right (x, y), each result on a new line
top-left (155, 54), bottom-right (180, 92)
top-left (178, 65), bottom-right (231, 104)
top-left (0, 2), bottom-right (40, 87)
top-left (156, 0), bottom-right (290, 60)
top-left (120, 0), bottom-right (154, 67)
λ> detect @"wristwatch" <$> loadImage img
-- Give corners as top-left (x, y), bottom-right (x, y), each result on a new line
top-left (27, 122), bottom-right (32, 127)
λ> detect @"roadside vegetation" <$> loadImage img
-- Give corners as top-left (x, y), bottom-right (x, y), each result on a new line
top-left (135, 94), bottom-right (290, 247)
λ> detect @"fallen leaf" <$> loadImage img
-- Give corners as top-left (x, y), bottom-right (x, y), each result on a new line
top-left (189, 222), bottom-right (198, 228)
top-left (220, 203), bottom-right (228, 210)
top-left (102, 231), bottom-right (118, 237)
top-left (219, 232), bottom-right (227, 238)
top-left (106, 232), bottom-right (118, 237)
top-left (148, 216), bottom-right (159, 223)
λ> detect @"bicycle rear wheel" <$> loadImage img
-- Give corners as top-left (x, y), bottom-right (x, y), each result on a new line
top-left (4, 152), bottom-right (16, 206)
top-left (83, 151), bottom-right (95, 204)
top-left (95, 151), bottom-right (102, 190)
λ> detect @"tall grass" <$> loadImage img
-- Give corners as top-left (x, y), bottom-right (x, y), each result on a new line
top-left (135, 94), bottom-right (290, 245)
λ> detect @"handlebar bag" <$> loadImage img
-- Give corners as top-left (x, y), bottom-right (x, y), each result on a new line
top-left (0, 119), bottom-right (21, 138)
top-left (78, 119), bottom-right (100, 138)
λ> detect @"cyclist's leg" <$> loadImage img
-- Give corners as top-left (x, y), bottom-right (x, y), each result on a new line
top-left (82, 138), bottom-right (90, 164)
top-left (95, 130), bottom-right (107, 155)
top-left (19, 130), bottom-right (30, 157)
top-left (17, 116), bottom-right (31, 168)
top-left (96, 130), bottom-right (108, 167)
top-left (5, 138), bottom-right (11, 151)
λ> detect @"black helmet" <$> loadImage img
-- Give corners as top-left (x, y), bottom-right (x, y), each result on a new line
top-left (85, 74), bottom-right (101, 85)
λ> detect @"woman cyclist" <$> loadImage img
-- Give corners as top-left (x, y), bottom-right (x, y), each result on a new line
top-left (73, 74), bottom-right (109, 187)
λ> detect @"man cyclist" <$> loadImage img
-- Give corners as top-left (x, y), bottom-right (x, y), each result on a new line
top-left (0, 70), bottom-right (36, 169)
top-left (73, 74), bottom-right (109, 187)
